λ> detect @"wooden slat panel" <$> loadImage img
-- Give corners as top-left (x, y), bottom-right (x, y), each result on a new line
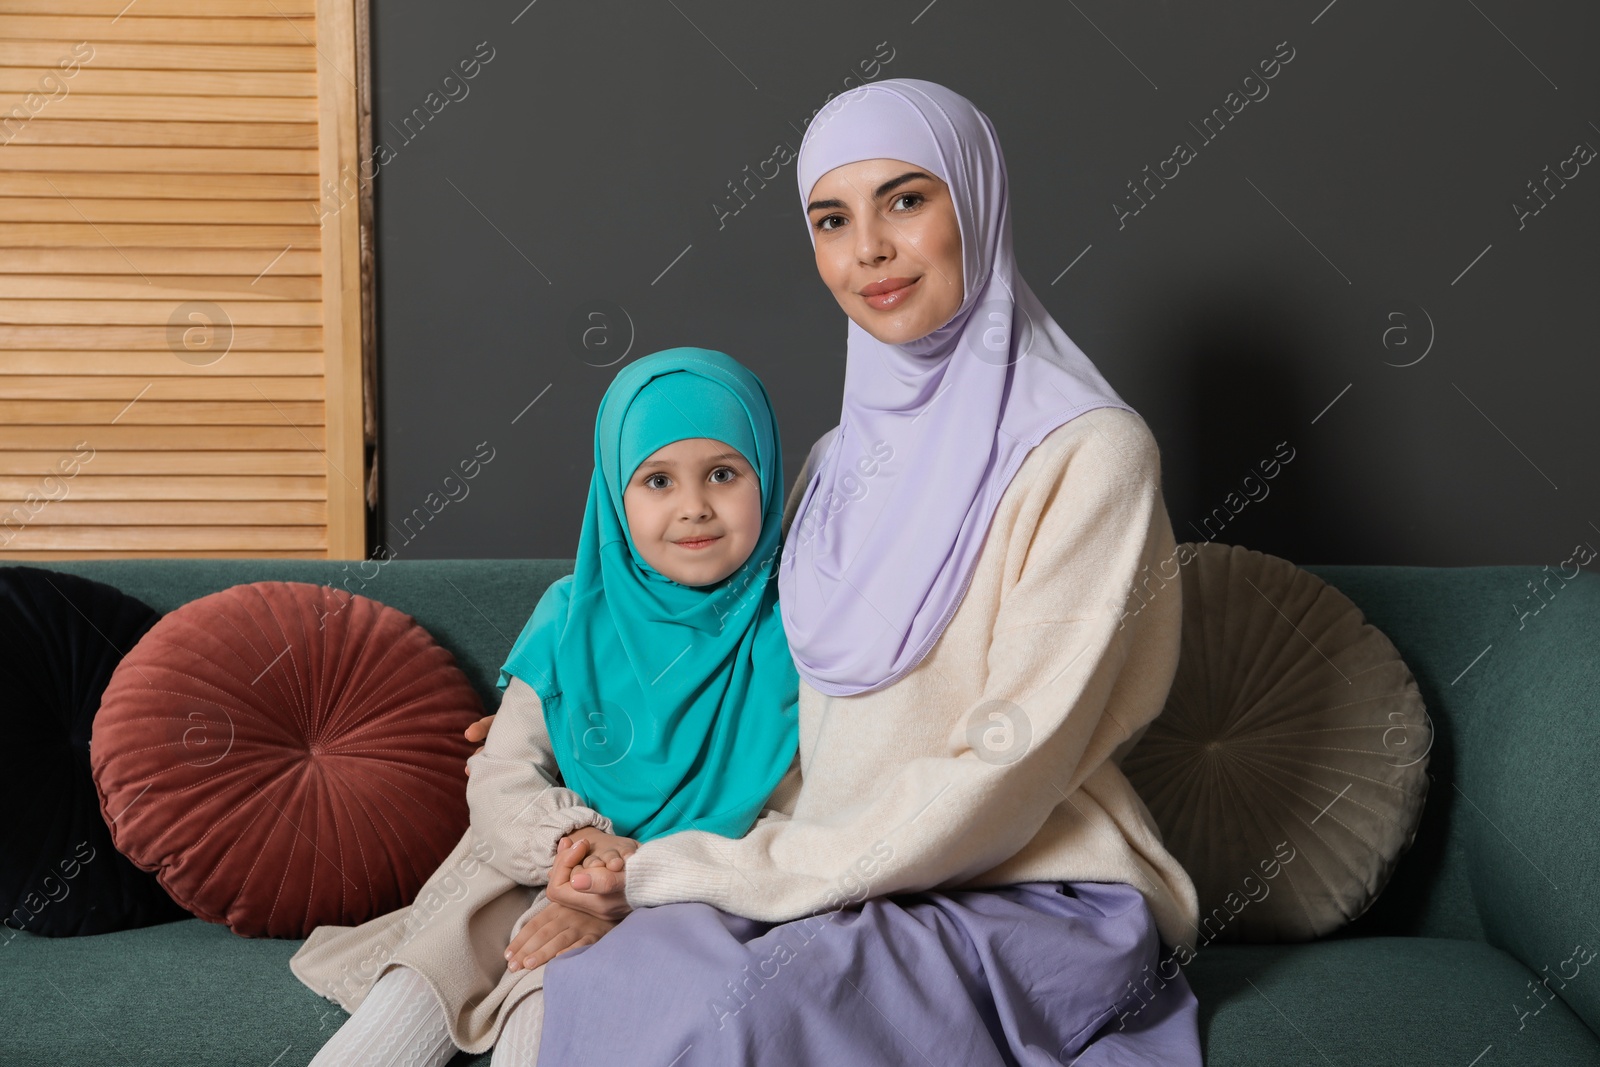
top-left (0, 450), bottom-right (326, 474)
top-left (6, 42), bottom-right (316, 72)
top-left (0, 0), bottom-right (316, 15)
top-left (0, 0), bottom-right (365, 559)
top-left (7, 121), bottom-right (319, 149)
top-left (0, 351), bottom-right (324, 375)
top-left (0, 147), bottom-right (318, 173)
top-left (2, 16), bottom-right (317, 45)
top-left (0, 223), bottom-right (321, 248)
top-left (0, 173), bottom-right (318, 200)
top-left (0, 425), bottom-right (323, 449)
top-left (0, 69), bottom-right (316, 96)
top-left (317, 0), bottom-right (362, 558)
top-left (0, 198), bottom-right (323, 225)
top-left (0, 325), bottom-right (322, 349)
top-left (0, 275), bottom-right (321, 300)
top-left (0, 376), bottom-right (324, 399)
top-left (49, 95), bottom-right (319, 123)
top-left (0, 475), bottom-right (325, 500)
top-left (0, 302), bottom-right (322, 326)
top-left (0, 399), bottom-right (324, 424)
top-left (0, 248), bottom-right (321, 274)
top-left (0, 525), bottom-right (328, 550)
top-left (0, 500), bottom-right (327, 525)
top-left (0, 549), bottom-right (331, 559)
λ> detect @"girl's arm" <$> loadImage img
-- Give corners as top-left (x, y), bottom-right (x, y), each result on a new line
top-left (466, 673), bottom-right (615, 886)
top-left (611, 412), bottom-right (1184, 925)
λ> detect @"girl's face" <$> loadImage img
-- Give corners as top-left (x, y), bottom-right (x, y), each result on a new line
top-left (623, 437), bottom-right (762, 587)
top-left (807, 158), bottom-right (964, 345)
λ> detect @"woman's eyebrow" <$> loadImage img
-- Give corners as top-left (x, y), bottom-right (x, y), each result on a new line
top-left (806, 171), bottom-right (934, 214)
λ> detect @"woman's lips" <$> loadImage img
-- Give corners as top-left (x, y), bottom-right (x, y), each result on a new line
top-left (674, 535), bottom-right (721, 550)
top-left (860, 276), bottom-right (919, 310)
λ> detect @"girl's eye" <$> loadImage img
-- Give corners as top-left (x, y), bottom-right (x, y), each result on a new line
top-left (814, 213), bottom-right (843, 232)
top-left (891, 192), bottom-right (923, 212)
top-left (644, 474), bottom-right (670, 490)
top-left (709, 466), bottom-right (738, 484)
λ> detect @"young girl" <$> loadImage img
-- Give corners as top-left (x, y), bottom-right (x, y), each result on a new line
top-left (290, 346), bottom-right (801, 1066)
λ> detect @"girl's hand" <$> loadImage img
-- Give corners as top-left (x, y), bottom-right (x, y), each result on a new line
top-left (545, 837), bottom-right (632, 921)
top-left (562, 827), bottom-right (638, 873)
top-left (462, 714), bottom-right (495, 774)
top-left (504, 899), bottom-right (617, 973)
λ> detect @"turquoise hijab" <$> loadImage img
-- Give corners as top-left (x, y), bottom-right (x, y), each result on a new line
top-left (496, 348), bottom-right (799, 843)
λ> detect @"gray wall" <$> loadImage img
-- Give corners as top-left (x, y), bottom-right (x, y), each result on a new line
top-left (369, 0), bottom-right (1598, 568)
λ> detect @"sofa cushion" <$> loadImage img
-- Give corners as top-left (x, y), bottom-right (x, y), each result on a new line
top-left (0, 566), bottom-right (188, 937)
top-left (1123, 543), bottom-right (1431, 942)
top-left (91, 581), bottom-right (485, 938)
top-left (1186, 937), bottom-right (1600, 1066)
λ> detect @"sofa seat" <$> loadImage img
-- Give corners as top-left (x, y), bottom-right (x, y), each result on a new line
top-left (1187, 937), bottom-right (1600, 1066)
top-left (3, 918), bottom-right (487, 1067)
top-left (8, 918), bottom-right (1599, 1066)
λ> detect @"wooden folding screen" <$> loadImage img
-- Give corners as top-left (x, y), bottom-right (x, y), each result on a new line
top-left (0, 0), bottom-right (370, 558)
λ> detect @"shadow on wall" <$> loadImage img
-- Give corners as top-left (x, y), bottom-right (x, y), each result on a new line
top-left (1165, 285), bottom-right (1386, 567)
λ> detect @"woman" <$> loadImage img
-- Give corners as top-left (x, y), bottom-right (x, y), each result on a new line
top-left (528, 78), bottom-right (1204, 1064)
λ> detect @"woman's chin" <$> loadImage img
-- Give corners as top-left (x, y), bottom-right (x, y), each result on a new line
top-left (844, 302), bottom-right (962, 346)
top-left (853, 316), bottom-right (935, 346)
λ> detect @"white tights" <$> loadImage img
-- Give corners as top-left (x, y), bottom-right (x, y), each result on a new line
top-left (307, 964), bottom-right (543, 1067)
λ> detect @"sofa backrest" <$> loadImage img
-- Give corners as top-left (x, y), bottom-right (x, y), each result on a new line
top-left (1306, 563), bottom-right (1600, 1035)
top-left (36, 559), bottom-right (575, 715)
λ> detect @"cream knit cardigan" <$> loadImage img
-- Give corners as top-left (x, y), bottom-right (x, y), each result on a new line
top-left (622, 405), bottom-right (1201, 953)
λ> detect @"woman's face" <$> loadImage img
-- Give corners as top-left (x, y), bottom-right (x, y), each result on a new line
top-left (623, 437), bottom-right (762, 587)
top-left (807, 158), bottom-right (964, 345)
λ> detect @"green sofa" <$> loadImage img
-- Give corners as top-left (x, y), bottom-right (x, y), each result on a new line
top-left (6, 559), bottom-right (1598, 1066)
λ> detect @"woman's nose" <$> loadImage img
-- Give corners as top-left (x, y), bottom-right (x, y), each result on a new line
top-left (856, 213), bottom-right (894, 263)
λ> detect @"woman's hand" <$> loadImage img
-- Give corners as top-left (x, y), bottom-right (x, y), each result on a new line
top-left (463, 714), bottom-right (495, 774)
top-left (544, 837), bottom-right (633, 921)
top-left (504, 899), bottom-right (617, 973)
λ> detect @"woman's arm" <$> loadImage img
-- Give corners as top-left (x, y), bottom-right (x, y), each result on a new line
top-left (466, 673), bottom-right (616, 886)
top-left (610, 412), bottom-right (1181, 921)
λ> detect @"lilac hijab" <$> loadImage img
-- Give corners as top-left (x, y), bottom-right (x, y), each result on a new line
top-left (778, 78), bottom-right (1136, 697)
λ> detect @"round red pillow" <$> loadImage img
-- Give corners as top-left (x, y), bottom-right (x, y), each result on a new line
top-left (91, 581), bottom-right (484, 938)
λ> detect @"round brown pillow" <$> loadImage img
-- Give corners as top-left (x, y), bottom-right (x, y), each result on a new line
top-left (1122, 542), bottom-right (1430, 943)
top-left (91, 581), bottom-right (485, 938)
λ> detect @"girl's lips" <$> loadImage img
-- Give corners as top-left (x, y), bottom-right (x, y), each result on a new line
top-left (861, 276), bottom-right (919, 311)
top-left (674, 536), bottom-right (721, 550)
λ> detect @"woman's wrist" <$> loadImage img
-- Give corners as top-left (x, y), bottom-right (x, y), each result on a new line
top-left (621, 834), bottom-right (736, 909)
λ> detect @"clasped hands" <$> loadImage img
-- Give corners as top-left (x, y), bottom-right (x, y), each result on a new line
top-left (503, 825), bottom-right (637, 974)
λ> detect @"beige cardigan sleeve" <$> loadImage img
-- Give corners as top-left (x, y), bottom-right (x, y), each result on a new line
top-left (622, 414), bottom-right (1176, 920)
top-left (465, 673), bottom-right (614, 887)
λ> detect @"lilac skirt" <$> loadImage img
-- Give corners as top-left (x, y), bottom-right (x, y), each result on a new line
top-left (538, 882), bottom-right (1201, 1066)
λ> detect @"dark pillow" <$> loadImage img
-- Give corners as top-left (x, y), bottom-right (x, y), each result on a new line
top-left (1, 567), bottom-right (188, 937)
top-left (92, 581), bottom-right (485, 938)
top-left (1122, 543), bottom-right (1431, 943)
